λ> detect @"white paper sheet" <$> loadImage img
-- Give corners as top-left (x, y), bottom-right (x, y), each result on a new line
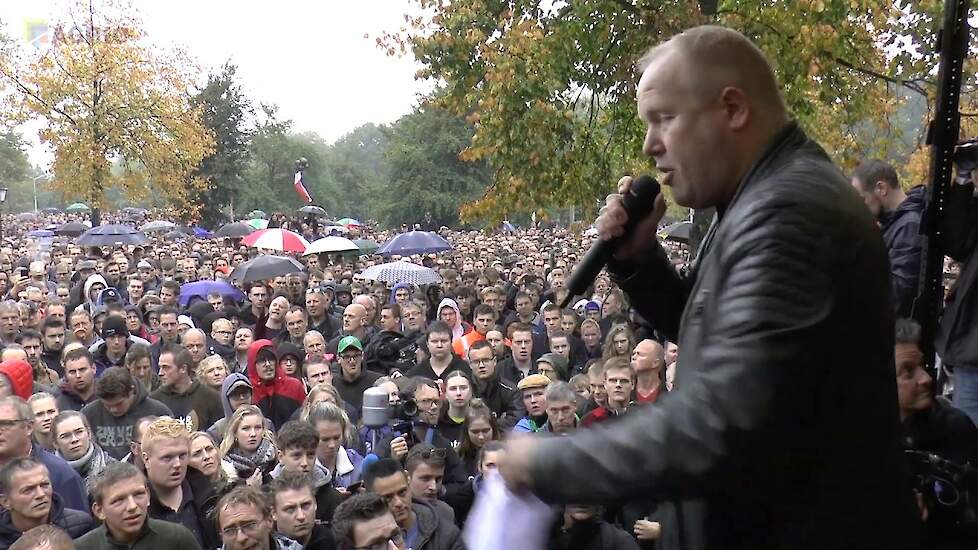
top-left (463, 472), bottom-right (555, 550)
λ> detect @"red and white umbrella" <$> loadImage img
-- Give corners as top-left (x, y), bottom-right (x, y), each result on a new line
top-left (241, 228), bottom-right (309, 253)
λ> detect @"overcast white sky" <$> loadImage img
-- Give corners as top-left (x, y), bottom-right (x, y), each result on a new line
top-left (1, 0), bottom-right (431, 166)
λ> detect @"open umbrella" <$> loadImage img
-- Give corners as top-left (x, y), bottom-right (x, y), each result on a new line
top-left (321, 225), bottom-right (348, 235)
top-left (216, 222), bottom-right (255, 238)
top-left (27, 229), bottom-right (54, 238)
top-left (247, 210), bottom-right (268, 219)
top-left (77, 224), bottom-right (150, 246)
top-left (55, 221), bottom-right (90, 237)
top-left (377, 231), bottom-right (453, 256)
top-left (242, 228), bottom-right (309, 253)
top-left (162, 230), bottom-right (191, 241)
top-left (192, 226), bottom-right (213, 239)
top-left (304, 236), bottom-right (359, 255)
top-left (297, 205), bottom-right (328, 217)
top-left (658, 221), bottom-right (692, 243)
top-left (352, 239), bottom-right (380, 253)
top-left (40, 207), bottom-right (60, 214)
top-left (361, 261), bottom-right (442, 285)
top-left (246, 218), bottom-right (269, 230)
top-left (179, 280), bottom-right (245, 306)
top-left (230, 255), bottom-right (305, 283)
top-left (141, 220), bottom-right (176, 233)
top-left (65, 202), bottom-right (90, 213)
top-left (336, 217), bottom-right (362, 226)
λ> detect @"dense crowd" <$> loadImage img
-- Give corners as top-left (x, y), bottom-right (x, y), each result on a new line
top-left (0, 160), bottom-right (974, 550)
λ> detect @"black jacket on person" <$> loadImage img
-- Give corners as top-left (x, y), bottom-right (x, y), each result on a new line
top-left (0, 493), bottom-right (93, 550)
top-left (522, 122), bottom-right (922, 549)
top-left (549, 517), bottom-right (641, 550)
top-left (147, 466), bottom-right (219, 550)
top-left (472, 372), bottom-right (523, 430)
top-left (937, 180), bottom-right (978, 369)
top-left (410, 500), bottom-right (465, 550)
top-left (881, 184), bottom-right (926, 317)
top-left (40, 347), bottom-right (64, 377)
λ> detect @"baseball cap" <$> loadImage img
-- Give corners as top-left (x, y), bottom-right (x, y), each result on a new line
top-left (177, 315), bottom-right (195, 329)
top-left (337, 336), bottom-right (363, 354)
top-left (99, 288), bottom-right (121, 304)
top-left (584, 301), bottom-right (601, 313)
top-left (137, 260), bottom-right (153, 270)
top-left (227, 378), bottom-right (252, 396)
top-left (77, 260), bottom-right (97, 271)
top-left (101, 315), bottom-right (129, 338)
top-left (517, 374), bottom-right (552, 391)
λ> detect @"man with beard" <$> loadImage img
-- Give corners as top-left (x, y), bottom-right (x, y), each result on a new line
top-left (150, 344), bottom-right (222, 431)
top-left (39, 319), bottom-right (66, 378)
top-left (268, 472), bottom-right (337, 550)
top-left (0, 458), bottom-right (93, 549)
top-left (467, 341), bottom-right (523, 429)
top-left (54, 346), bottom-right (98, 411)
top-left (17, 330), bottom-right (57, 387)
top-left (74, 462), bottom-right (200, 550)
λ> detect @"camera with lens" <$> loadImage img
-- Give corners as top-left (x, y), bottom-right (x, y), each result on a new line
top-left (905, 450), bottom-right (978, 543)
top-left (362, 387), bottom-right (421, 452)
top-left (364, 331), bottom-right (420, 375)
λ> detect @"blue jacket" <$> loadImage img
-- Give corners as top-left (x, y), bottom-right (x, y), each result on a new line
top-left (31, 445), bottom-right (88, 513)
top-left (881, 185), bottom-right (925, 317)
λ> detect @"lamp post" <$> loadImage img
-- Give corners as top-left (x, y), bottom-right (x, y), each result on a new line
top-left (0, 188), bottom-right (8, 243)
top-left (32, 174), bottom-right (48, 212)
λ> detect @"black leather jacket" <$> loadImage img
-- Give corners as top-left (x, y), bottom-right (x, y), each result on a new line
top-left (525, 123), bottom-right (922, 549)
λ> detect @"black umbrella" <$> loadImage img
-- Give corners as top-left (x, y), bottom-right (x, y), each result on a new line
top-left (40, 207), bottom-right (60, 214)
top-left (658, 221), bottom-right (692, 243)
top-left (297, 205), bottom-right (328, 217)
top-left (163, 230), bottom-right (191, 241)
top-left (77, 224), bottom-right (150, 246)
top-left (216, 222), bottom-right (255, 238)
top-left (55, 221), bottom-right (89, 237)
top-left (230, 255), bottom-right (304, 283)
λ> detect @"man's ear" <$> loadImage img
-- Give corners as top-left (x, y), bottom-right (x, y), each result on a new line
top-left (92, 500), bottom-right (106, 522)
top-left (0, 493), bottom-right (9, 510)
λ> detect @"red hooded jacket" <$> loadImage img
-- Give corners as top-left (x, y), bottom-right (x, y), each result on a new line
top-left (247, 339), bottom-right (305, 430)
top-left (0, 360), bottom-right (34, 400)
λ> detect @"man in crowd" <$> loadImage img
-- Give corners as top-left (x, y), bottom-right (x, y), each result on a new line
top-left (92, 316), bottom-right (131, 376)
top-left (513, 374), bottom-right (551, 433)
top-left (141, 417), bottom-right (219, 549)
top-left (273, 420), bottom-right (344, 523)
top-left (0, 302), bottom-right (21, 348)
top-left (246, 339), bottom-right (305, 430)
top-left (407, 322), bottom-right (470, 382)
top-left (122, 415), bottom-right (159, 473)
top-left (582, 357), bottom-right (635, 427)
top-left (241, 282), bottom-right (269, 327)
top-left (39, 319), bottom-right (66, 378)
top-left (303, 355), bottom-right (332, 393)
top-left (150, 307), bottom-right (182, 368)
top-left (74, 461), bottom-right (201, 550)
top-left (151, 343), bottom-right (223, 431)
top-left (405, 444), bottom-right (456, 525)
top-left (28, 392), bottom-right (58, 451)
top-left (0, 397), bottom-right (87, 512)
top-left (267, 472), bottom-right (337, 550)
top-left (332, 336), bottom-right (379, 411)
top-left (302, 331), bottom-right (327, 362)
top-left (181, 329), bottom-right (209, 371)
top-left (497, 323), bottom-right (535, 381)
top-left (306, 286), bottom-right (340, 341)
top-left (328, 304), bottom-right (371, 355)
top-left (0, 458), bottom-right (93, 548)
top-left (331, 492), bottom-right (405, 550)
top-left (68, 310), bottom-right (96, 349)
top-left (54, 346), bottom-right (98, 411)
top-left (632, 339), bottom-right (666, 404)
top-left (851, 160), bottom-right (925, 317)
top-left (467, 341), bottom-right (522, 429)
top-left (216, 485), bottom-right (302, 550)
top-left (544, 381), bottom-right (580, 435)
top-left (363, 457), bottom-right (463, 550)
top-left (282, 307), bottom-right (309, 348)
top-left (82, 366), bottom-right (173, 460)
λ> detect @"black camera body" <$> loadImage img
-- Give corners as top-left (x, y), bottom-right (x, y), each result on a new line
top-left (364, 330), bottom-right (420, 375)
top-left (906, 450), bottom-right (978, 542)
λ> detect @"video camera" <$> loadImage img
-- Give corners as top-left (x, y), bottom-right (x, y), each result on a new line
top-left (362, 387), bottom-right (423, 451)
top-left (905, 450), bottom-right (978, 541)
top-left (364, 330), bottom-right (421, 375)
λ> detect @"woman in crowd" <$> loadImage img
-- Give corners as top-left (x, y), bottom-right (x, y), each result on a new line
top-left (391, 282), bottom-right (414, 305)
top-left (52, 410), bottom-right (116, 491)
top-left (456, 399), bottom-right (501, 478)
top-left (307, 401), bottom-right (364, 490)
top-left (439, 370), bottom-right (474, 445)
top-left (124, 343), bottom-right (159, 392)
top-left (208, 373), bottom-right (272, 441)
top-left (602, 324), bottom-right (636, 360)
top-left (219, 405), bottom-right (278, 487)
top-left (298, 381), bottom-right (359, 430)
top-left (124, 305), bottom-right (155, 343)
top-left (580, 319), bottom-right (604, 361)
top-left (189, 431), bottom-right (236, 487)
top-left (197, 355), bottom-right (228, 393)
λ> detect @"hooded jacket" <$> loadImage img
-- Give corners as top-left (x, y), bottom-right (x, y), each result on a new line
top-left (0, 360), bottom-right (34, 399)
top-left (150, 378), bottom-right (224, 432)
top-left (437, 298), bottom-right (470, 342)
top-left (410, 499), bottom-right (465, 550)
top-left (880, 184), bottom-right (926, 317)
top-left (0, 493), bottom-right (93, 550)
top-left (53, 381), bottom-right (96, 412)
top-left (83, 274), bottom-right (108, 309)
top-left (247, 339), bottom-right (305, 430)
top-left (82, 378), bottom-right (173, 460)
top-left (390, 281), bottom-right (414, 304)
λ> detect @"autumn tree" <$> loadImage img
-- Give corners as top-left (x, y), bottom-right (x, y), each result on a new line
top-left (381, 0), bottom-right (956, 223)
top-left (0, 0), bottom-right (213, 217)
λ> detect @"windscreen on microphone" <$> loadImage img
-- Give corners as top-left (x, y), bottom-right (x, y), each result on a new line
top-left (561, 176), bottom-right (661, 308)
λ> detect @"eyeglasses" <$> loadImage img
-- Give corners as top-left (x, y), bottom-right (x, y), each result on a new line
top-left (0, 419), bottom-right (28, 431)
top-left (354, 531), bottom-right (405, 550)
top-left (416, 398), bottom-right (440, 409)
top-left (220, 520), bottom-right (262, 539)
top-left (469, 358), bottom-right (495, 366)
top-left (339, 353), bottom-right (363, 361)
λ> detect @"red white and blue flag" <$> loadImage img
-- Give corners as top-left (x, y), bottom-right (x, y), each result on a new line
top-left (294, 171), bottom-right (313, 203)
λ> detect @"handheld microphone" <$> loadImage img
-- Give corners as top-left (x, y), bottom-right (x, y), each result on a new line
top-left (561, 175), bottom-right (661, 308)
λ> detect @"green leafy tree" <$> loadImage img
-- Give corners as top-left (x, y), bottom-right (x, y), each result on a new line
top-left (0, 131), bottom-right (37, 213)
top-left (189, 63), bottom-right (253, 227)
top-left (376, 106), bottom-right (490, 227)
top-left (325, 123), bottom-right (388, 221)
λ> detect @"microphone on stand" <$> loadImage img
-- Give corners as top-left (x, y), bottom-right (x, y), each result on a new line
top-left (560, 175), bottom-right (661, 308)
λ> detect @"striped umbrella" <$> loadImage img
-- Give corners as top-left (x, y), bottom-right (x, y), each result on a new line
top-left (241, 228), bottom-right (309, 253)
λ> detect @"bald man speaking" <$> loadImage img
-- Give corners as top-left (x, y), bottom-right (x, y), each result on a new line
top-left (500, 25), bottom-right (921, 549)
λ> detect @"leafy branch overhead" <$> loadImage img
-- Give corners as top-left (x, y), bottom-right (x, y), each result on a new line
top-left (0, 0), bottom-right (214, 212)
top-left (380, 0), bottom-right (966, 222)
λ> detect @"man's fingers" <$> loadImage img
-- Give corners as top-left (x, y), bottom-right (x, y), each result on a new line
top-left (617, 175), bottom-right (633, 194)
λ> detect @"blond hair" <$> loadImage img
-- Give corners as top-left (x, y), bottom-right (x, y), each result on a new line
top-left (196, 355), bottom-right (227, 381)
top-left (219, 405), bottom-right (273, 456)
top-left (141, 417), bottom-right (190, 454)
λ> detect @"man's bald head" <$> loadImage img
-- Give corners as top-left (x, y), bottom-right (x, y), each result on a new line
top-left (638, 25), bottom-right (786, 118)
top-left (631, 338), bottom-right (664, 373)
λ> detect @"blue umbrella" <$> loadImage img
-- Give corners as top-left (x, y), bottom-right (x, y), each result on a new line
top-left (192, 226), bottom-right (213, 238)
top-left (376, 231), bottom-right (453, 256)
top-left (77, 224), bottom-right (150, 246)
top-left (27, 229), bottom-right (54, 238)
top-left (179, 280), bottom-right (245, 306)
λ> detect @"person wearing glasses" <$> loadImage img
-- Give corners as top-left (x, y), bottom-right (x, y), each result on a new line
top-left (333, 336), bottom-right (380, 412)
top-left (362, 458), bottom-right (462, 550)
top-left (216, 485), bottom-right (303, 550)
top-left (0, 397), bottom-right (88, 513)
top-left (246, 339), bottom-right (305, 430)
top-left (74, 462), bottom-right (200, 550)
top-left (332, 492), bottom-right (405, 550)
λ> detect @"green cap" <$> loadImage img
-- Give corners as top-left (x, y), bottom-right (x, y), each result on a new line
top-left (337, 336), bottom-right (363, 354)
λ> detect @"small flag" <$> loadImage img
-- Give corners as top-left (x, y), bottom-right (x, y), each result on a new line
top-left (293, 171), bottom-right (313, 204)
